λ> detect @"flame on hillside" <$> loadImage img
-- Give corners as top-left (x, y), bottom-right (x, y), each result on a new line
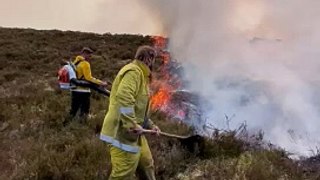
top-left (150, 36), bottom-right (185, 119)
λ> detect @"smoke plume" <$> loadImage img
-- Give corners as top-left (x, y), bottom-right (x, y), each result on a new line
top-left (140, 0), bottom-right (320, 156)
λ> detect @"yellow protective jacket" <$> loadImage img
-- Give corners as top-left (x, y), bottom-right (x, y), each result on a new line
top-left (100, 60), bottom-right (155, 153)
top-left (72, 55), bottom-right (102, 92)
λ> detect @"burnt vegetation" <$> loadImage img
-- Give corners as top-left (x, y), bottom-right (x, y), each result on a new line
top-left (0, 27), bottom-right (319, 180)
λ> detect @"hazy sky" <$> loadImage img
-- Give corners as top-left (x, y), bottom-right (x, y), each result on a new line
top-left (0, 0), bottom-right (161, 34)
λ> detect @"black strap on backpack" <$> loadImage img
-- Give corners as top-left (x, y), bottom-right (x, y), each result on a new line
top-left (74, 60), bottom-right (82, 66)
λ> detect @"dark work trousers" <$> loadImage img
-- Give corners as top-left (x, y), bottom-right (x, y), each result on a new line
top-left (69, 91), bottom-right (91, 121)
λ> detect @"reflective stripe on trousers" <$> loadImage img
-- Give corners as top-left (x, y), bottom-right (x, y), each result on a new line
top-left (100, 134), bottom-right (139, 153)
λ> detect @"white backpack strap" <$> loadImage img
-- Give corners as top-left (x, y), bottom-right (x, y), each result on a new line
top-left (66, 64), bottom-right (77, 80)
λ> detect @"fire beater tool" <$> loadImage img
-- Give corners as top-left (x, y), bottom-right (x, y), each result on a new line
top-left (142, 129), bottom-right (205, 155)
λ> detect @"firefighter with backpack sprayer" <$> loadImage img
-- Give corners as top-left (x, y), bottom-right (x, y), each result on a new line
top-left (64, 47), bottom-right (108, 125)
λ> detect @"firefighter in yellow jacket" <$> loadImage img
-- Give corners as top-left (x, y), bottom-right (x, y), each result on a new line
top-left (68, 47), bottom-right (107, 123)
top-left (100, 46), bottom-right (161, 180)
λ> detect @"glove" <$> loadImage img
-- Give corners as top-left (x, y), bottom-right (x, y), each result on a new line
top-left (151, 125), bottom-right (161, 136)
top-left (129, 124), bottom-right (144, 135)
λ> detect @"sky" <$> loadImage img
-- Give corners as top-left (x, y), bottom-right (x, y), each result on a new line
top-left (0, 0), bottom-right (161, 34)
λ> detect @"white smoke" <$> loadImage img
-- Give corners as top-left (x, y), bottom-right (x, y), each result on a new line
top-left (140, 0), bottom-right (320, 156)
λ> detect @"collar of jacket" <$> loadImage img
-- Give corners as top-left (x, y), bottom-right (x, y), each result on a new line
top-left (73, 55), bottom-right (86, 64)
top-left (132, 60), bottom-right (150, 78)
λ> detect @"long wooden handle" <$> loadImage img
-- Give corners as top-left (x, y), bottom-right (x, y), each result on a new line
top-left (142, 129), bottom-right (189, 139)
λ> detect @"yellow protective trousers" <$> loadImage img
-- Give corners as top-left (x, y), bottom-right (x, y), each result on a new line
top-left (108, 136), bottom-right (156, 180)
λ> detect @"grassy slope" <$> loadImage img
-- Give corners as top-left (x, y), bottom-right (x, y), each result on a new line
top-left (0, 27), bottom-right (318, 180)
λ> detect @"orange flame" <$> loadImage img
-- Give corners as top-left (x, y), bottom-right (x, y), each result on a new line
top-left (151, 87), bottom-right (171, 110)
top-left (152, 36), bottom-right (167, 50)
top-left (150, 36), bottom-right (172, 110)
top-left (150, 36), bottom-right (184, 119)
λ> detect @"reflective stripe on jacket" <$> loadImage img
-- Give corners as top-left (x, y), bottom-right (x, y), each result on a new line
top-left (100, 60), bottom-right (155, 153)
